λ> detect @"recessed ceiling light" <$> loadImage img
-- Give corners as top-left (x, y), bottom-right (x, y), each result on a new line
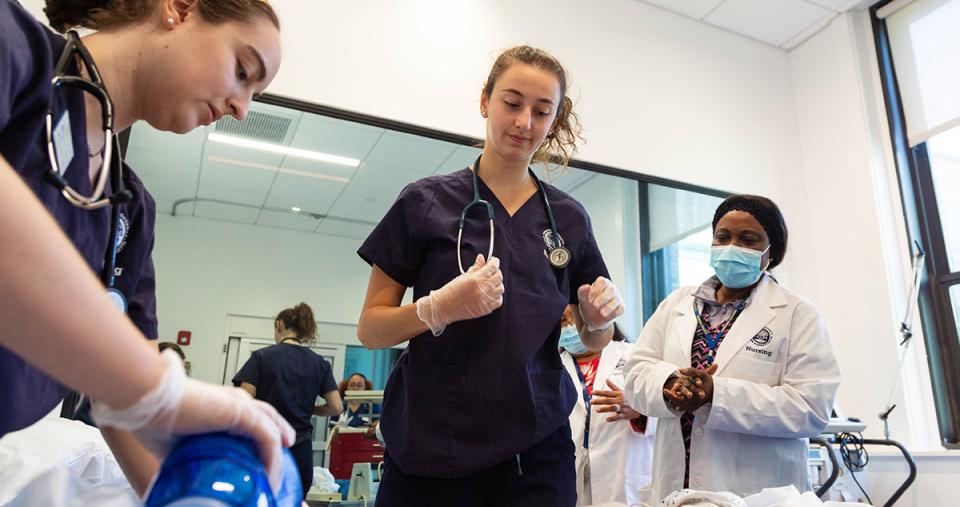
top-left (207, 133), bottom-right (360, 167)
top-left (291, 207), bottom-right (302, 213)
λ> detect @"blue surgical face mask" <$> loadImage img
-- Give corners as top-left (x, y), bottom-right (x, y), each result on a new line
top-left (710, 244), bottom-right (770, 289)
top-left (558, 325), bottom-right (588, 355)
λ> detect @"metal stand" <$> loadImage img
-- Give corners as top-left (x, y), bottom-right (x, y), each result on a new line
top-left (860, 438), bottom-right (918, 507)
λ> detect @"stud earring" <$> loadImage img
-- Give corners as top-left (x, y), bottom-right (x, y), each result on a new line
top-left (166, 17), bottom-right (175, 26)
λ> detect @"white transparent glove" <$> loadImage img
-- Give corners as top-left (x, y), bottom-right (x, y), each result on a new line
top-left (91, 350), bottom-right (296, 491)
top-left (577, 276), bottom-right (624, 331)
top-left (416, 254), bottom-right (504, 335)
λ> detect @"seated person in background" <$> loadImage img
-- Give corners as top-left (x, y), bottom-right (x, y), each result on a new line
top-left (233, 302), bottom-right (342, 499)
top-left (332, 373), bottom-right (381, 428)
top-left (560, 306), bottom-right (656, 506)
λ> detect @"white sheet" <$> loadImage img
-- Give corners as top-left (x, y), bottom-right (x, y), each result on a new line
top-left (0, 415), bottom-right (132, 505)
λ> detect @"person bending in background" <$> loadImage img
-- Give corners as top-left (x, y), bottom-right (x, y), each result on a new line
top-left (234, 302), bottom-right (343, 499)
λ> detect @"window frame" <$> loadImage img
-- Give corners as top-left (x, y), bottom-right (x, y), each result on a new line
top-left (871, 0), bottom-right (960, 448)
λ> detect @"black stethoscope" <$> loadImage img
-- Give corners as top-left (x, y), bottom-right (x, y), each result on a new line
top-left (43, 31), bottom-right (133, 312)
top-left (458, 154), bottom-right (569, 273)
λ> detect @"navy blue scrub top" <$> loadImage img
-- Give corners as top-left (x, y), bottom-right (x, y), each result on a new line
top-left (233, 344), bottom-right (339, 445)
top-left (0, 0), bottom-right (158, 436)
top-left (357, 168), bottom-right (609, 478)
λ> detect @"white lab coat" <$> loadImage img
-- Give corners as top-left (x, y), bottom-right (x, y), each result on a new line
top-left (623, 274), bottom-right (841, 504)
top-left (562, 340), bottom-right (657, 506)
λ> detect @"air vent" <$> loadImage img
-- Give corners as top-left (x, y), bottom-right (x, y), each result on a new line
top-left (215, 111), bottom-right (292, 144)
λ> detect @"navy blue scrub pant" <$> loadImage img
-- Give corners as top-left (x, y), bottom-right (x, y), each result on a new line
top-left (289, 438), bottom-right (313, 500)
top-left (375, 423), bottom-right (576, 507)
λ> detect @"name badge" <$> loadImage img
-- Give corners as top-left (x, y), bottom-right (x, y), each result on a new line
top-left (52, 110), bottom-right (75, 175)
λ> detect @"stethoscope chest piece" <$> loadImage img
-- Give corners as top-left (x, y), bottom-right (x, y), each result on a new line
top-left (107, 288), bottom-right (127, 313)
top-left (548, 246), bottom-right (571, 269)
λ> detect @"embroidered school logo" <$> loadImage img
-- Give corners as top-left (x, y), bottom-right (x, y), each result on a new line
top-left (750, 327), bottom-right (772, 347)
top-left (115, 212), bottom-right (130, 253)
top-left (542, 229), bottom-right (564, 251)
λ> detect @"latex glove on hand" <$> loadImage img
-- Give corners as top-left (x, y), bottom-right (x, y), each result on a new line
top-left (416, 254), bottom-right (505, 335)
top-left (577, 276), bottom-right (624, 331)
top-left (92, 350), bottom-right (296, 492)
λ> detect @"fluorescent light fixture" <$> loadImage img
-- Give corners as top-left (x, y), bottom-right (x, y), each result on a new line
top-left (291, 206), bottom-right (302, 212)
top-left (206, 156), bottom-right (351, 184)
top-left (207, 132), bottom-right (360, 167)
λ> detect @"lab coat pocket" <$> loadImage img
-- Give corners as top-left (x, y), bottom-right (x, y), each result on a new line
top-left (732, 356), bottom-right (781, 386)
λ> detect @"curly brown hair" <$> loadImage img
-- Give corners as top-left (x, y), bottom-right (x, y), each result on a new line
top-left (482, 45), bottom-right (584, 167)
top-left (338, 373), bottom-right (373, 400)
top-left (44, 0), bottom-right (279, 33)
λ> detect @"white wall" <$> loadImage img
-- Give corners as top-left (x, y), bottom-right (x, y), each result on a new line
top-left (152, 215), bottom-right (371, 383)
top-left (268, 0), bottom-right (801, 198)
top-left (787, 10), bottom-right (956, 505)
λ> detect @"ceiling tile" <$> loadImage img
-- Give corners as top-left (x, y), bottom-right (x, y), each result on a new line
top-left (197, 184), bottom-right (268, 207)
top-left (199, 156), bottom-right (278, 192)
top-left (326, 185), bottom-right (398, 223)
top-left (127, 123), bottom-right (205, 156)
top-left (136, 173), bottom-right (196, 202)
top-left (365, 132), bottom-right (458, 173)
top-left (780, 11), bottom-right (835, 49)
top-left (704, 0), bottom-right (832, 47)
top-left (289, 113), bottom-right (384, 161)
top-left (279, 157), bottom-right (357, 183)
top-left (348, 162), bottom-right (423, 196)
top-left (256, 210), bottom-right (320, 232)
top-left (804, 0), bottom-right (860, 11)
top-left (263, 172), bottom-right (346, 213)
top-left (202, 140), bottom-right (285, 167)
top-left (125, 147), bottom-right (201, 183)
top-left (193, 201), bottom-right (260, 224)
top-left (154, 199), bottom-right (191, 216)
top-left (315, 219), bottom-right (375, 240)
top-left (640, 0), bottom-right (724, 19)
top-left (435, 145), bottom-right (482, 174)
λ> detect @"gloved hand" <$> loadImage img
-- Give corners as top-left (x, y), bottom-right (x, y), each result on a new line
top-left (416, 254), bottom-right (504, 335)
top-left (577, 276), bottom-right (624, 331)
top-left (91, 350), bottom-right (296, 492)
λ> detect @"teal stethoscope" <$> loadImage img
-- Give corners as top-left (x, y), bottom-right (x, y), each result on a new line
top-left (457, 154), bottom-right (570, 273)
top-left (43, 31), bottom-right (133, 312)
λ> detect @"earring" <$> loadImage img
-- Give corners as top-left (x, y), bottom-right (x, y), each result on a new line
top-left (166, 17), bottom-right (175, 26)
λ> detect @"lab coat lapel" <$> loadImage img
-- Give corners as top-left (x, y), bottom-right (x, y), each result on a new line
top-left (596, 343), bottom-right (621, 389)
top-left (713, 275), bottom-right (786, 375)
top-left (672, 290), bottom-right (698, 366)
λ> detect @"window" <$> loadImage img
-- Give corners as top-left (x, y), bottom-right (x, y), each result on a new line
top-left (640, 183), bottom-right (725, 321)
top-left (873, 0), bottom-right (960, 447)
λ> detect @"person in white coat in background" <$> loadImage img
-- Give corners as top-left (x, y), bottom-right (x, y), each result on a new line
top-left (623, 194), bottom-right (841, 504)
top-left (560, 306), bottom-right (656, 506)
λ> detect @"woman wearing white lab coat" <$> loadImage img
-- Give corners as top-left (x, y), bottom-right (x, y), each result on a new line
top-left (560, 309), bottom-right (656, 506)
top-left (623, 195), bottom-right (841, 503)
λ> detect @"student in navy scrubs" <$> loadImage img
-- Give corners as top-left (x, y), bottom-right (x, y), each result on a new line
top-left (357, 45), bottom-right (625, 506)
top-left (234, 302), bottom-right (343, 499)
top-left (0, 0), bottom-right (294, 491)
